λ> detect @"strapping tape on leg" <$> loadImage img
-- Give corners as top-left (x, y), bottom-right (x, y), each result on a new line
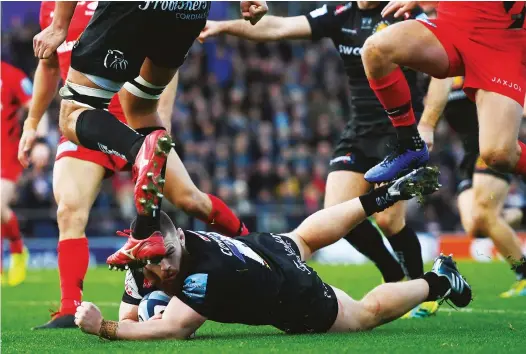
top-left (59, 81), bottom-right (116, 110)
top-left (123, 76), bottom-right (166, 100)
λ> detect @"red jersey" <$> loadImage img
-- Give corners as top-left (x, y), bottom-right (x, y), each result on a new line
top-left (438, 1), bottom-right (526, 29)
top-left (39, 1), bottom-right (125, 120)
top-left (1, 61), bottom-right (32, 150)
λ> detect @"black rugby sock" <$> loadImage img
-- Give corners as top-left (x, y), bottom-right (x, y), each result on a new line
top-left (396, 125), bottom-right (425, 151)
top-left (386, 226), bottom-right (424, 279)
top-left (512, 256), bottom-right (526, 280)
top-left (344, 220), bottom-right (405, 282)
top-left (76, 109), bottom-right (145, 162)
top-left (134, 214), bottom-right (161, 239)
top-left (423, 272), bottom-right (451, 301)
top-left (359, 185), bottom-right (396, 216)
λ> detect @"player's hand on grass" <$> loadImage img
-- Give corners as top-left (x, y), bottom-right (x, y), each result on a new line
top-left (240, 1), bottom-right (268, 25)
top-left (417, 121), bottom-right (435, 151)
top-left (198, 21), bottom-right (223, 43)
top-left (33, 26), bottom-right (67, 59)
top-left (381, 1), bottom-right (419, 18)
top-left (18, 119), bottom-right (38, 168)
top-left (75, 302), bottom-right (103, 335)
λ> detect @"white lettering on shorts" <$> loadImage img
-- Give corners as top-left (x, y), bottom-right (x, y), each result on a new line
top-left (491, 77), bottom-right (522, 93)
top-left (271, 234), bottom-right (311, 275)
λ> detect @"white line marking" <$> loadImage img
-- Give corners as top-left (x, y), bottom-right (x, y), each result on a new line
top-left (438, 307), bottom-right (526, 315)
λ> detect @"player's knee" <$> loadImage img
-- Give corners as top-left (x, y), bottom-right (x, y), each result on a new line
top-left (357, 293), bottom-right (382, 330)
top-left (56, 199), bottom-right (89, 239)
top-left (471, 200), bottom-right (498, 234)
top-left (363, 34), bottom-right (393, 67)
top-left (1, 207), bottom-right (11, 224)
top-left (480, 148), bottom-right (515, 172)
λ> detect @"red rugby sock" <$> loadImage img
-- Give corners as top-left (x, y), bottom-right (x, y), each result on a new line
top-left (514, 141), bottom-right (526, 176)
top-left (3, 213), bottom-right (23, 254)
top-left (368, 67), bottom-right (416, 127)
top-left (58, 238), bottom-right (89, 315)
top-left (205, 194), bottom-right (248, 236)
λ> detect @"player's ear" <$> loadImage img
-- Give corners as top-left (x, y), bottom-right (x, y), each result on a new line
top-left (177, 228), bottom-right (186, 248)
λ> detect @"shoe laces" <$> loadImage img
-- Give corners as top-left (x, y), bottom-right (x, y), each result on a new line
top-left (381, 144), bottom-right (407, 166)
top-left (116, 229), bottom-right (132, 238)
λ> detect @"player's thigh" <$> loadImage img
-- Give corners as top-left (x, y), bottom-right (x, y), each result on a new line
top-left (374, 200), bottom-right (406, 236)
top-left (328, 286), bottom-right (366, 333)
top-left (364, 19), bottom-right (452, 78)
top-left (471, 172), bottom-right (510, 214)
top-left (163, 150), bottom-right (210, 212)
top-left (118, 57), bottom-right (178, 128)
top-left (53, 157), bottom-right (105, 217)
top-left (476, 90), bottom-right (523, 169)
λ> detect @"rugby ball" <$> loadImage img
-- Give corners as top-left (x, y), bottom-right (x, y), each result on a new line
top-left (138, 290), bottom-right (171, 322)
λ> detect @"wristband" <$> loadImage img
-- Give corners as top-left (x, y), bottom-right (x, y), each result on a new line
top-left (99, 319), bottom-right (119, 340)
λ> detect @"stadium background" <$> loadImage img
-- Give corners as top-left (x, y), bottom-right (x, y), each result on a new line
top-left (2, 1), bottom-right (526, 268)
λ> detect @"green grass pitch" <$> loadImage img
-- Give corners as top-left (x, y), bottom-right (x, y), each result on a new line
top-left (2, 261), bottom-right (525, 353)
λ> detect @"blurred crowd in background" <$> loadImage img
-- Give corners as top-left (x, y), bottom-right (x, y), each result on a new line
top-left (3, 2), bottom-right (526, 239)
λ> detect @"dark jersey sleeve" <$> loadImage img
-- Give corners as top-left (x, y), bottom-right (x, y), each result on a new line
top-left (306, 2), bottom-right (354, 40)
top-left (178, 272), bottom-right (212, 316)
top-left (121, 269), bottom-right (158, 305)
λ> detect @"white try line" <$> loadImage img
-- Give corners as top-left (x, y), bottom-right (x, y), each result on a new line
top-left (5, 301), bottom-right (526, 316)
top-left (438, 307), bottom-right (526, 315)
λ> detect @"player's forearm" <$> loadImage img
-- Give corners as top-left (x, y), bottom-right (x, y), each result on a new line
top-left (420, 77), bottom-right (454, 128)
top-left (220, 16), bottom-right (287, 41)
top-left (26, 59), bottom-right (61, 128)
top-left (108, 319), bottom-right (190, 340)
top-left (51, 1), bottom-right (77, 30)
top-left (157, 72), bottom-right (178, 133)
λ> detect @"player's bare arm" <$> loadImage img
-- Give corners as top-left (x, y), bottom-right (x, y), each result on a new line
top-left (118, 302), bottom-right (139, 323)
top-left (199, 15), bottom-right (312, 43)
top-left (418, 77), bottom-right (454, 151)
top-left (33, 1), bottom-right (77, 59)
top-left (76, 297), bottom-right (206, 340)
top-left (19, 53), bottom-right (61, 167)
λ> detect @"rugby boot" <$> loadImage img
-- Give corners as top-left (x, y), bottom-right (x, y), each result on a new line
top-left (402, 301), bottom-right (440, 319)
top-left (32, 311), bottom-right (76, 330)
top-left (132, 130), bottom-right (173, 217)
top-left (365, 143), bottom-right (429, 183)
top-left (499, 279), bottom-right (526, 298)
top-left (107, 229), bottom-right (165, 270)
top-left (8, 246), bottom-right (29, 287)
top-left (428, 254), bottom-right (472, 308)
top-left (387, 166), bottom-right (441, 203)
top-left (106, 130), bottom-right (173, 269)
